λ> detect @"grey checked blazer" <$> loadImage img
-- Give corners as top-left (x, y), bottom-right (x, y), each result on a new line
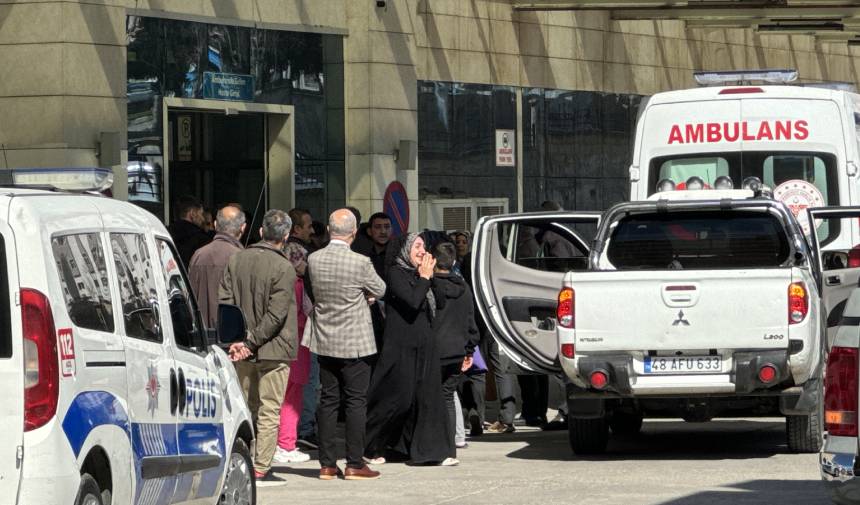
top-left (303, 241), bottom-right (386, 358)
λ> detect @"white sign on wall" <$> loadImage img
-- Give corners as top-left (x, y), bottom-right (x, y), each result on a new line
top-left (496, 129), bottom-right (515, 167)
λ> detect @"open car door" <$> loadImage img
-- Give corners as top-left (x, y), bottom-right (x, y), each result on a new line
top-left (472, 212), bottom-right (601, 374)
top-left (807, 207), bottom-right (860, 350)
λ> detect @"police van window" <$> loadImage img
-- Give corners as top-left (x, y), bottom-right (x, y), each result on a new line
top-left (0, 236), bottom-right (10, 358)
top-left (156, 239), bottom-right (204, 351)
top-left (110, 233), bottom-right (161, 342)
top-left (498, 221), bottom-right (590, 273)
top-left (51, 234), bottom-right (114, 333)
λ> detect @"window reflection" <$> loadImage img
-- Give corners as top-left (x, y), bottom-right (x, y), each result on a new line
top-left (111, 233), bottom-right (160, 342)
top-left (52, 234), bottom-right (114, 333)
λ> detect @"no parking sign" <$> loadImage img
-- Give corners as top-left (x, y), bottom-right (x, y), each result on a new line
top-left (383, 181), bottom-right (409, 237)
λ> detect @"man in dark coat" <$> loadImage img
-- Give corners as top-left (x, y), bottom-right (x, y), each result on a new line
top-left (168, 195), bottom-right (211, 267)
top-left (188, 204), bottom-right (245, 328)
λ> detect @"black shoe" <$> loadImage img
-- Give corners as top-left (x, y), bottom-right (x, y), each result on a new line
top-left (297, 435), bottom-right (319, 450)
top-left (469, 413), bottom-right (483, 437)
top-left (542, 416), bottom-right (567, 431)
top-left (255, 471), bottom-right (287, 488)
top-left (524, 416), bottom-right (547, 428)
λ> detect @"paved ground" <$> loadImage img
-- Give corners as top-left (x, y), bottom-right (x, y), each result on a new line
top-left (258, 418), bottom-right (830, 505)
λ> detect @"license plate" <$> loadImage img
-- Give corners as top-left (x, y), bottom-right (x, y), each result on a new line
top-left (644, 355), bottom-right (722, 374)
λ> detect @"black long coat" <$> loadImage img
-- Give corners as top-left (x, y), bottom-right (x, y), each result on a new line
top-left (364, 265), bottom-right (454, 463)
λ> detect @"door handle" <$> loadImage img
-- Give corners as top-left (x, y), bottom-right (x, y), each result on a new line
top-left (169, 368), bottom-right (178, 415)
top-left (177, 368), bottom-right (187, 414)
top-left (826, 276), bottom-right (842, 286)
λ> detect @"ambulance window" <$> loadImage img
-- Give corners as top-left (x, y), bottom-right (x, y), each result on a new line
top-left (0, 237), bottom-right (10, 358)
top-left (51, 234), bottom-right (114, 333)
top-left (110, 233), bottom-right (161, 342)
top-left (658, 157), bottom-right (729, 188)
top-left (155, 239), bottom-right (204, 351)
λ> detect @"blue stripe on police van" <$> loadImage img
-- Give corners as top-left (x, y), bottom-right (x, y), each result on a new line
top-left (62, 390), bottom-right (130, 457)
top-left (173, 423), bottom-right (226, 501)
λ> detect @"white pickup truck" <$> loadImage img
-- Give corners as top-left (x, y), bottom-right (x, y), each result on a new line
top-left (472, 189), bottom-right (830, 455)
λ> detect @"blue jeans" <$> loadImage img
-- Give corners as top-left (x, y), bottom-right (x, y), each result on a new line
top-left (298, 352), bottom-right (320, 438)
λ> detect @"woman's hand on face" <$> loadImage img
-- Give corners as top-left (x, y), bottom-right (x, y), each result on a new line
top-left (418, 254), bottom-right (435, 279)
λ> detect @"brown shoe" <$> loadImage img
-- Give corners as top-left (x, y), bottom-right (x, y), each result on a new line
top-left (344, 465), bottom-right (381, 480)
top-left (319, 466), bottom-right (340, 480)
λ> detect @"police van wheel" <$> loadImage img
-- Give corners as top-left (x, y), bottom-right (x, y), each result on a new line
top-left (75, 474), bottom-right (104, 505)
top-left (786, 379), bottom-right (824, 453)
top-left (220, 438), bottom-right (255, 505)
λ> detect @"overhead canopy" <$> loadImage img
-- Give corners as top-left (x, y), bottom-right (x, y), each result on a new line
top-left (513, 1), bottom-right (860, 43)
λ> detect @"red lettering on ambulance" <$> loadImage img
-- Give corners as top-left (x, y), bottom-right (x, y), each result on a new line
top-left (685, 124), bottom-right (704, 143)
top-left (757, 121), bottom-right (774, 141)
top-left (723, 122), bottom-right (740, 142)
top-left (795, 120), bottom-right (809, 140)
top-left (668, 125), bottom-right (684, 144)
top-left (707, 123), bottom-right (721, 143)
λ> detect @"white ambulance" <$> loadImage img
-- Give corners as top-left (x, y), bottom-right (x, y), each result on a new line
top-left (0, 171), bottom-right (255, 505)
top-left (629, 71), bottom-right (860, 343)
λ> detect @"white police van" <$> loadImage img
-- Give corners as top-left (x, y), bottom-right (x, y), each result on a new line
top-left (0, 170), bottom-right (255, 505)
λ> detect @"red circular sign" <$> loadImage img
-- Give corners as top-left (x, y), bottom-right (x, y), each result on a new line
top-left (383, 181), bottom-right (409, 237)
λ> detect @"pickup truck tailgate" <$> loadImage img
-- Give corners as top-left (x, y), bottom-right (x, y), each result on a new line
top-left (567, 269), bottom-right (795, 352)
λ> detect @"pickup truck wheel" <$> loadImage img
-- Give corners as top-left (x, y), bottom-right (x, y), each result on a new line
top-left (786, 380), bottom-right (824, 453)
top-left (75, 474), bottom-right (104, 505)
top-left (568, 417), bottom-right (609, 455)
top-left (609, 412), bottom-right (643, 436)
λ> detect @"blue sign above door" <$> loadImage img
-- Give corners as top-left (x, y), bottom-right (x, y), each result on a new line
top-left (202, 72), bottom-right (255, 102)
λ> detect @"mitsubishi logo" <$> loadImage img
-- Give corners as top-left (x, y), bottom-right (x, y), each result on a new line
top-left (672, 310), bottom-right (690, 326)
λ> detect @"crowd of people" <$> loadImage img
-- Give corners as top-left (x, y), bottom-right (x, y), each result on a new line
top-left (169, 195), bottom-right (563, 486)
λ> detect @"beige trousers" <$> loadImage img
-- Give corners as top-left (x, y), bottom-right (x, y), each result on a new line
top-left (235, 360), bottom-right (291, 474)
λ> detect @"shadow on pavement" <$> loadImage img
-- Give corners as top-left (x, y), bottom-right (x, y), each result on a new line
top-left (475, 419), bottom-right (794, 462)
top-left (654, 479), bottom-right (829, 505)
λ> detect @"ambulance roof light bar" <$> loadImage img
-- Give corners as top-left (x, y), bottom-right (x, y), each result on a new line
top-left (0, 167), bottom-right (114, 193)
top-left (694, 69), bottom-right (798, 86)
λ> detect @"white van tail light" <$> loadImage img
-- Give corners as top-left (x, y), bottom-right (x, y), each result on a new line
top-left (825, 346), bottom-right (858, 437)
top-left (718, 87), bottom-right (764, 95)
top-left (22, 288), bottom-right (58, 431)
top-left (849, 245), bottom-right (860, 268)
top-left (557, 287), bottom-right (574, 329)
top-left (788, 282), bottom-right (808, 324)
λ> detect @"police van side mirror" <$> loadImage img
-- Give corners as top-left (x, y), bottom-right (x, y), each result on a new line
top-left (217, 304), bottom-right (247, 344)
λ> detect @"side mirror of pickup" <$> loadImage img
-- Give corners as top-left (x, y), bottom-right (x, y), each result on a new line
top-left (217, 304), bottom-right (247, 344)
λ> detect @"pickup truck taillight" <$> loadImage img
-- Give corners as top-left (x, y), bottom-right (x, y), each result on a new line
top-left (788, 282), bottom-right (808, 325)
top-left (557, 287), bottom-right (574, 329)
top-left (825, 346), bottom-right (859, 437)
top-left (22, 288), bottom-right (59, 431)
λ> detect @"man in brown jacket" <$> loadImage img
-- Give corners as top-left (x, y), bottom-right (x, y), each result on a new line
top-left (189, 204), bottom-right (245, 328)
top-left (219, 209), bottom-right (297, 485)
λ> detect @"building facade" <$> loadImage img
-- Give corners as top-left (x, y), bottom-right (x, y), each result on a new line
top-left (1, 0), bottom-right (858, 231)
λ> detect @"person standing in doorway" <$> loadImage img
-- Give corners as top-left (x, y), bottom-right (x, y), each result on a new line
top-left (219, 209), bottom-right (297, 486)
top-left (169, 195), bottom-right (212, 267)
top-left (304, 209), bottom-right (386, 480)
top-left (188, 204), bottom-right (246, 328)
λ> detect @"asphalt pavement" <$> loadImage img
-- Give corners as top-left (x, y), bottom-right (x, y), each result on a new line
top-left (258, 417), bottom-right (830, 505)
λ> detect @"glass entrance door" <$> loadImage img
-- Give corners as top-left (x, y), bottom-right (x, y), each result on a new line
top-left (167, 109), bottom-right (265, 242)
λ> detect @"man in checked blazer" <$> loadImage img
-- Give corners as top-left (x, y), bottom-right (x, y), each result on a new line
top-left (304, 208), bottom-right (386, 480)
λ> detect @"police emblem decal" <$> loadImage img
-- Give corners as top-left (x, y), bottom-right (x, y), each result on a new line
top-left (145, 363), bottom-right (161, 415)
top-left (672, 310), bottom-right (690, 326)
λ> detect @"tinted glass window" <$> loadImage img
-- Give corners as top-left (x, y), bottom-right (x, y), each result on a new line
top-left (606, 211), bottom-right (790, 270)
top-left (649, 151), bottom-right (838, 245)
top-left (498, 221), bottom-right (592, 273)
top-left (156, 239), bottom-right (203, 350)
top-left (52, 234), bottom-right (114, 332)
top-left (110, 233), bottom-right (160, 342)
top-left (0, 236), bottom-right (10, 358)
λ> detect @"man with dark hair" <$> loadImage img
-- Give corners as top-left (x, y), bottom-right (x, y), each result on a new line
top-left (189, 204), bottom-right (246, 328)
top-left (286, 208), bottom-right (314, 275)
top-left (219, 209), bottom-right (297, 486)
top-left (168, 195), bottom-right (211, 267)
top-left (361, 212), bottom-right (392, 356)
top-left (364, 212), bottom-right (392, 280)
top-left (348, 206), bottom-right (374, 255)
